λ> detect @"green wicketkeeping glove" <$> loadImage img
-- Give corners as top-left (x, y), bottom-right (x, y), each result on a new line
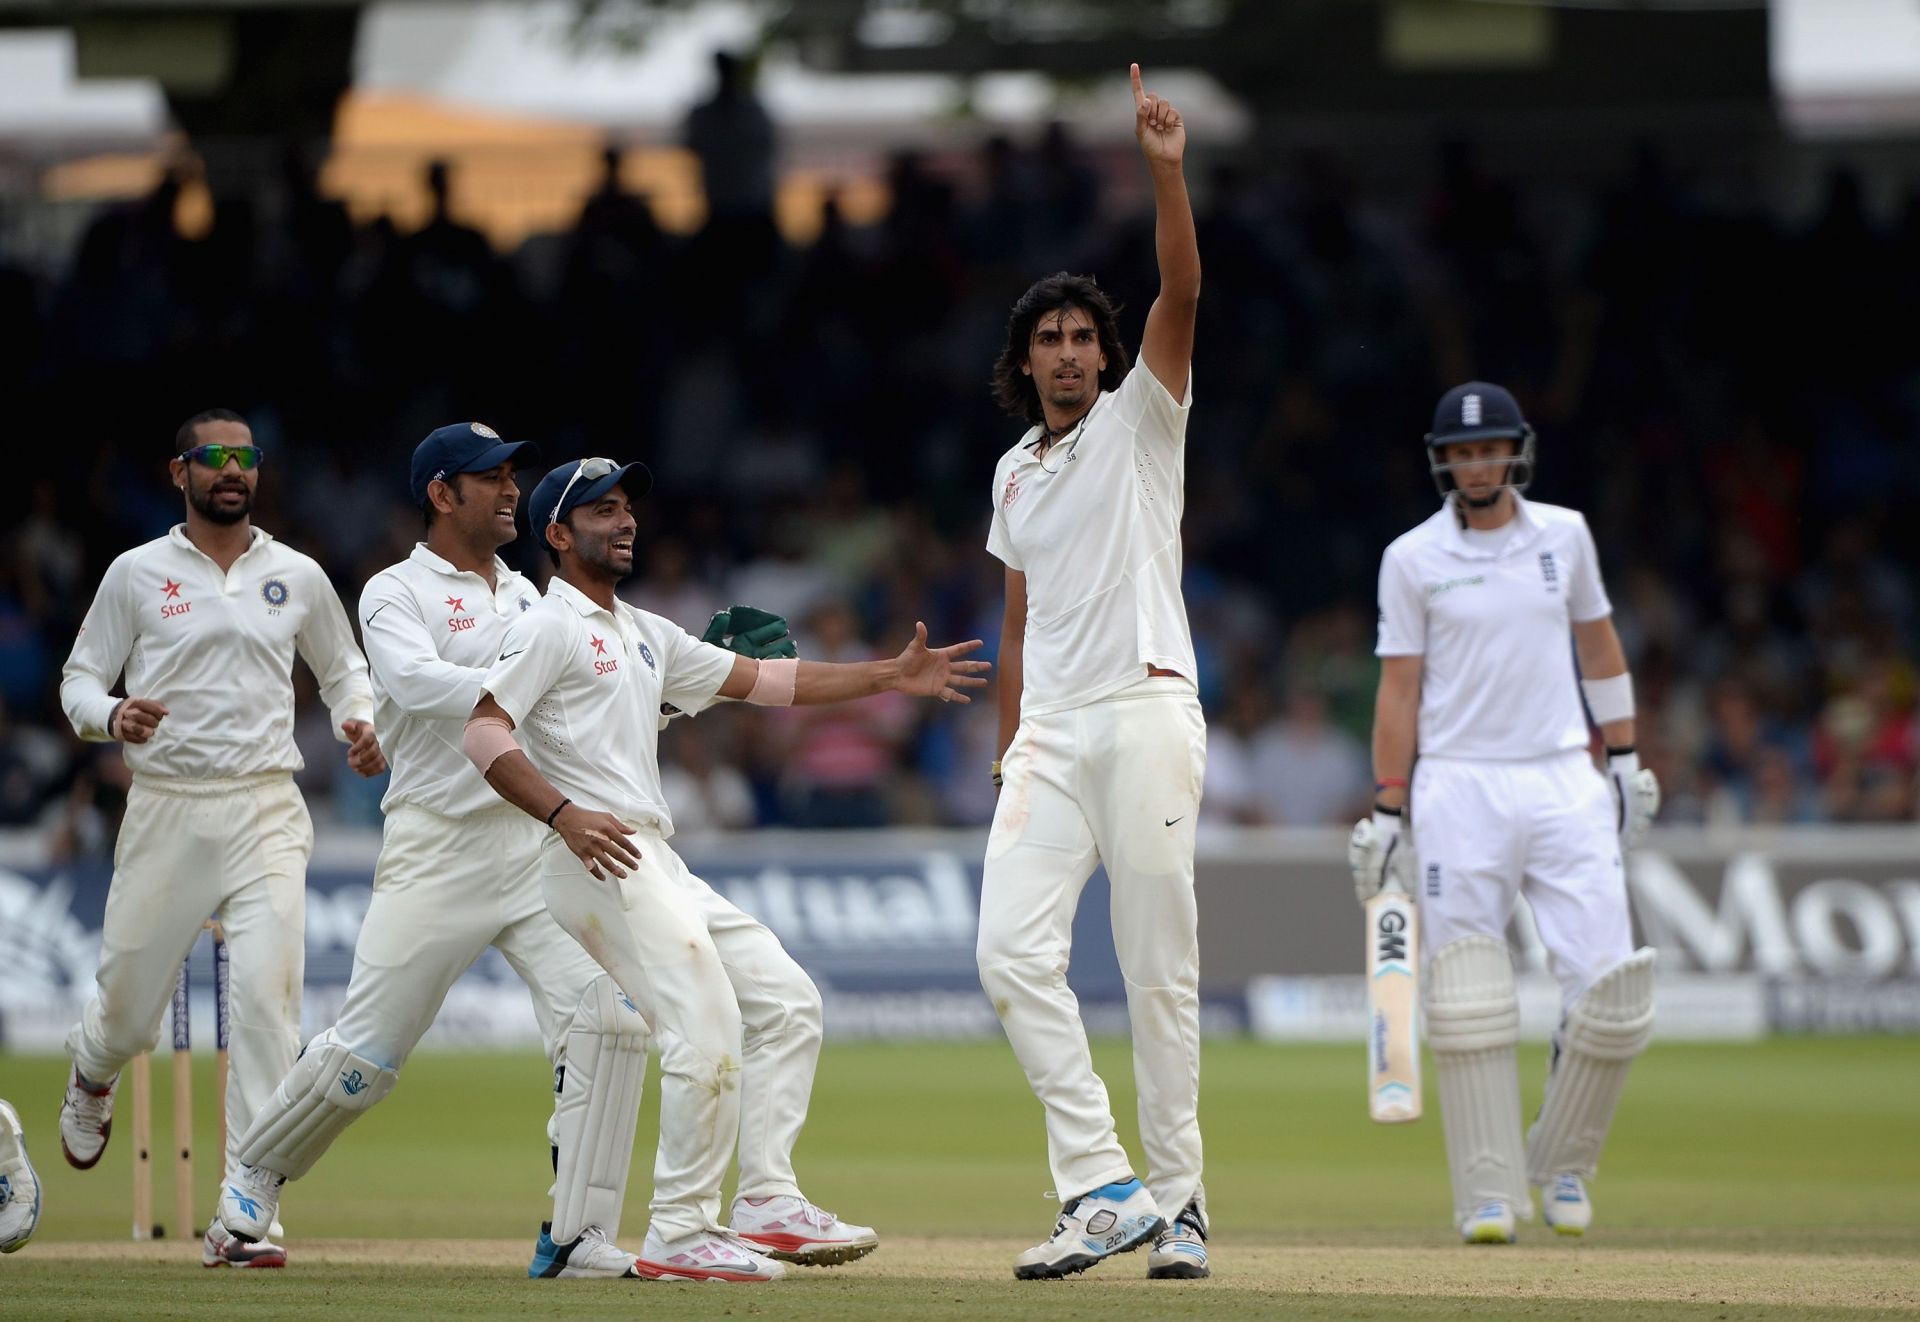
top-left (702, 605), bottom-right (799, 659)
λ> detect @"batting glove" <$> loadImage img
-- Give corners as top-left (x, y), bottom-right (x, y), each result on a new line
top-left (1607, 748), bottom-right (1661, 847)
top-left (703, 605), bottom-right (799, 660)
top-left (1347, 808), bottom-right (1414, 906)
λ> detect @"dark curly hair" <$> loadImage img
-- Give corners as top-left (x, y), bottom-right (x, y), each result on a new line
top-left (991, 272), bottom-right (1130, 426)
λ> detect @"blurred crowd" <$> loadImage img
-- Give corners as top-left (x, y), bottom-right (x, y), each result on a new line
top-left (2, 72), bottom-right (1917, 847)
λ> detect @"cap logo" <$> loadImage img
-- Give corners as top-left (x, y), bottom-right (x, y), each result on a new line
top-left (432, 468), bottom-right (447, 482)
top-left (1462, 394), bottom-right (1482, 426)
top-left (470, 422), bottom-right (499, 439)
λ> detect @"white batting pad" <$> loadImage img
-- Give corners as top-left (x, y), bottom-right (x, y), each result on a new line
top-left (550, 975), bottom-right (650, 1243)
top-left (1526, 948), bottom-right (1656, 1183)
top-left (1425, 935), bottom-right (1530, 1229)
top-left (236, 1028), bottom-right (399, 1180)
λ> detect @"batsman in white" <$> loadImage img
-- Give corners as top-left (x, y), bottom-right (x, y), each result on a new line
top-left (461, 457), bottom-right (990, 1282)
top-left (215, 423), bottom-right (679, 1277)
top-left (57, 409), bottom-right (385, 1267)
top-left (1349, 382), bottom-right (1662, 1244)
top-left (0, 1100), bottom-right (41, 1252)
top-left (978, 64), bottom-right (1208, 1282)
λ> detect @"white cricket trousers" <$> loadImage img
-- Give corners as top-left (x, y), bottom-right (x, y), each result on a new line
top-left (540, 827), bottom-right (824, 1242)
top-left (978, 676), bottom-right (1206, 1214)
top-left (1411, 750), bottom-right (1633, 1006)
top-left (319, 804), bottom-right (601, 1097)
top-left (67, 772), bottom-right (312, 1180)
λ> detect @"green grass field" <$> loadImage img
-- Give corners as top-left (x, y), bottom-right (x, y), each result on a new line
top-left (3, 1037), bottom-right (1918, 1319)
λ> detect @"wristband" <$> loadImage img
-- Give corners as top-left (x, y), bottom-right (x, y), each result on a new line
top-left (990, 760), bottom-right (1004, 788)
top-left (1582, 672), bottom-right (1635, 725)
top-left (1373, 803), bottom-right (1404, 817)
top-left (1606, 744), bottom-right (1636, 759)
top-left (1374, 777), bottom-right (1408, 791)
top-left (545, 798), bottom-right (572, 829)
top-left (108, 700), bottom-right (126, 740)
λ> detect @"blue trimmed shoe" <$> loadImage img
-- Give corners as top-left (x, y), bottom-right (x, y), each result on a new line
top-left (0, 1100), bottom-right (42, 1252)
top-left (1462, 1200), bottom-right (1517, 1245)
top-left (1147, 1195), bottom-right (1209, 1279)
top-left (528, 1222), bottom-right (643, 1279)
top-left (1013, 1177), bottom-right (1165, 1280)
top-left (1541, 1173), bottom-right (1592, 1236)
top-left (203, 1218), bottom-right (287, 1268)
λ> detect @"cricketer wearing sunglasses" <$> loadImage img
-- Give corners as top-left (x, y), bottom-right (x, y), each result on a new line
top-left (457, 458), bottom-right (989, 1282)
top-left (57, 408), bottom-right (384, 1267)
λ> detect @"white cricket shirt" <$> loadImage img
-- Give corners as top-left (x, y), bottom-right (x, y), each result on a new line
top-left (986, 362), bottom-right (1198, 718)
top-left (1375, 495), bottom-right (1612, 761)
top-left (61, 526), bottom-right (374, 780)
top-left (480, 576), bottom-right (737, 836)
top-left (360, 544), bottom-right (542, 817)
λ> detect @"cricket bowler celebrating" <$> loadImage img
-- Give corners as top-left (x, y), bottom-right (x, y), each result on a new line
top-left (1350, 382), bottom-right (1661, 1243)
top-left (58, 409), bottom-right (384, 1267)
top-left (461, 457), bottom-right (989, 1282)
top-left (214, 423), bottom-right (700, 1277)
top-left (977, 64), bottom-right (1208, 1281)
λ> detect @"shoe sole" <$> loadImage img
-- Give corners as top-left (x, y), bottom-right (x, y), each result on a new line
top-left (204, 1248), bottom-right (288, 1268)
top-left (1014, 1215), bottom-right (1167, 1281)
top-left (1546, 1220), bottom-right (1587, 1237)
top-left (1463, 1226), bottom-right (1516, 1245)
top-left (737, 1231), bottom-right (879, 1266)
top-left (633, 1259), bottom-right (782, 1283)
top-left (1148, 1261), bottom-right (1211, 1280)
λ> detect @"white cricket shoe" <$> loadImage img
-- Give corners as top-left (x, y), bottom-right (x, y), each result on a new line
top-left (1147, 1195), bottom-right (1209, 1279)
top-left (0, 1100), bottom-right (43, 1252)
top-left (637, 1226), bottom-right (787, 1282)
top-left (58, 1066), bottom-right (115, 1169)
top-left (1461, 1200), bottom-right (1518, 1245)
top-left (216, 1163), bottom-right (286, 1243)
top-left (203, 1218), bottom-right (287, 1268)
top-left (1541, 1173), bottom-right (1593, 1236)
top-left (731, 1194), bottom-right (878, 1266)
top-left (528, 1222), bottom-right (642, 1278)
top-left (1014, 1177), bottom-right (1166, 1280)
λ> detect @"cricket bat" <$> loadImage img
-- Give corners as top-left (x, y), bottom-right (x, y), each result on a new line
top-left (1366, 878), bottom-right (1422, 1123)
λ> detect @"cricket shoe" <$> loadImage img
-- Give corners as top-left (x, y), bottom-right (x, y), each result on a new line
top-left (731, 1194), bottom-right (878, 1266)
top-left (1147, 1195), bottom-right (1210, 1279)
top-left (216, 1162), bottom-right (286, 1242)
top-left (636, 1227), bottom-right (786, 1282)
top-left (1540, 1173), bottom-right (1592, 1236)
top-left (1013, 1177), bottom-right (1165, 1280)
top-left (0, 1100), bottom-right (43, 1252)
top-left (528, 1222), bottom-right (643, 1278)
top-left (58, 1066), bottom-right (115, 1169)
top-left (1461, 1200), bottom-right (1517, 1245)
top-left (203, 1219), bottom-right (287, 1268)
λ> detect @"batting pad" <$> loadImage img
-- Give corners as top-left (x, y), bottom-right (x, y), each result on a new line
top-left (550, 974), bottom-right (650, 1243)
top-left (236, 1029), bottom-right (398, 1180)
top-left (1526, 948), bottom-right (1656, 1183)
top-left (1425, 935), bottom-right (1529, 1229)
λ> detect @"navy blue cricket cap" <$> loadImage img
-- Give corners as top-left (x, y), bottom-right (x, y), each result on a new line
top-left (527, 458), bottom-right (654, 534)
top-left (1426, 381), bottom-right (1530, 448)
top-left (410, 422), bottom-right (540, 507)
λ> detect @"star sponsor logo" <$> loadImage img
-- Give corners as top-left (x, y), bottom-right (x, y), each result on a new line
top-left (161, 578), bottom-right (182, 600)
top-left (161, 577), bottom-right (191, 619)
top-left (446, 595), bottom-right (475, 633)
top-left (591, 633), bottom-right (619, 676)
top-left (1002, 470), bottom-right (1021, 510)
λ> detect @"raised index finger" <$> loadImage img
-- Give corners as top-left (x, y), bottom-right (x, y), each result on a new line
top-left (1130, 62), bottom-right (1146, 108)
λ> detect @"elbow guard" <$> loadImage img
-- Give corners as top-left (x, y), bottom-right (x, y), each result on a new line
top-left (462, 714), bottom-right (521, 775)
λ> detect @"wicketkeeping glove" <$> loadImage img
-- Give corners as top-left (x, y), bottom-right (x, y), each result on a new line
top-left (1347, 808), bottom-right (1415, 906)
top-left (1607, 748), bottom-right (1661, 847)
top-left (702, 605), bottom-right (798, 660)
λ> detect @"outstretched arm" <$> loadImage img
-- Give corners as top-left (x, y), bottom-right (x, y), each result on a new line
top-left (1132, 62), bottom-right (1199, 402)
top-left (715, 623), bottom-right (990, 707)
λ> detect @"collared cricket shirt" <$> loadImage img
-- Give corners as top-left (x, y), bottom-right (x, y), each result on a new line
top-left (480, 576), bottom-right (736, 836)
top-left (61, 525), bottom-right (374, 779)
top-left (1375, 495), bottom-right (1612, 761)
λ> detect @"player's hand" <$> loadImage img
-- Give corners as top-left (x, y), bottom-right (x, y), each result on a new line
top-left (342, 721), bottom-right (386, 778)
top-left (703, 605), bottom-right (798, 659)
top-left (1348, 810), bottom-right (1414, 906)
top-left (1608, 751), bottom-right (1660, 848)
top-left (112, 697), bottom-right (169, 745)
top-left (1131, 63), bottom-right (1186, 167)
top-left (555, 805), bottom-right (642, 881)
top-left (891, 622), bottom-right (991, 704)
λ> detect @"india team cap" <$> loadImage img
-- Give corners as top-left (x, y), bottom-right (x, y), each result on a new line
top-left (409, 422), bottom-right (541, 507)
top-left (527, 458), bottom-right (654, 532)
top-left (1426, 382), bottom-right (1530, 449)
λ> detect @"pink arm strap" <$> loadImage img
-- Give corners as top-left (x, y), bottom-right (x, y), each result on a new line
top-left (745, 658), bottom-right (798, 707)
top-left (462, 714), bottom-right (522, 774)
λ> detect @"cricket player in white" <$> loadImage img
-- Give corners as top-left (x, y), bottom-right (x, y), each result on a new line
top-left (0, 1099), bottom-right (40, 1253)
top-left (461, 457), bottom-right (989, 1282)
top-left (213, 423), bottom-right (670, 1278)
top-left (978, 65), bottom-right (1208, 1282)
top-left (1350, 382), bottom-right (1662, 1244)
top-left (57, 409), bottom-right (384, 1267)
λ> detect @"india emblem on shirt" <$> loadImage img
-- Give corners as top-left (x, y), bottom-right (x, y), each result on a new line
top-left (638, 641), bottom-right (657, 673)
top-left (260, 579), bottom-right (290, 609)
